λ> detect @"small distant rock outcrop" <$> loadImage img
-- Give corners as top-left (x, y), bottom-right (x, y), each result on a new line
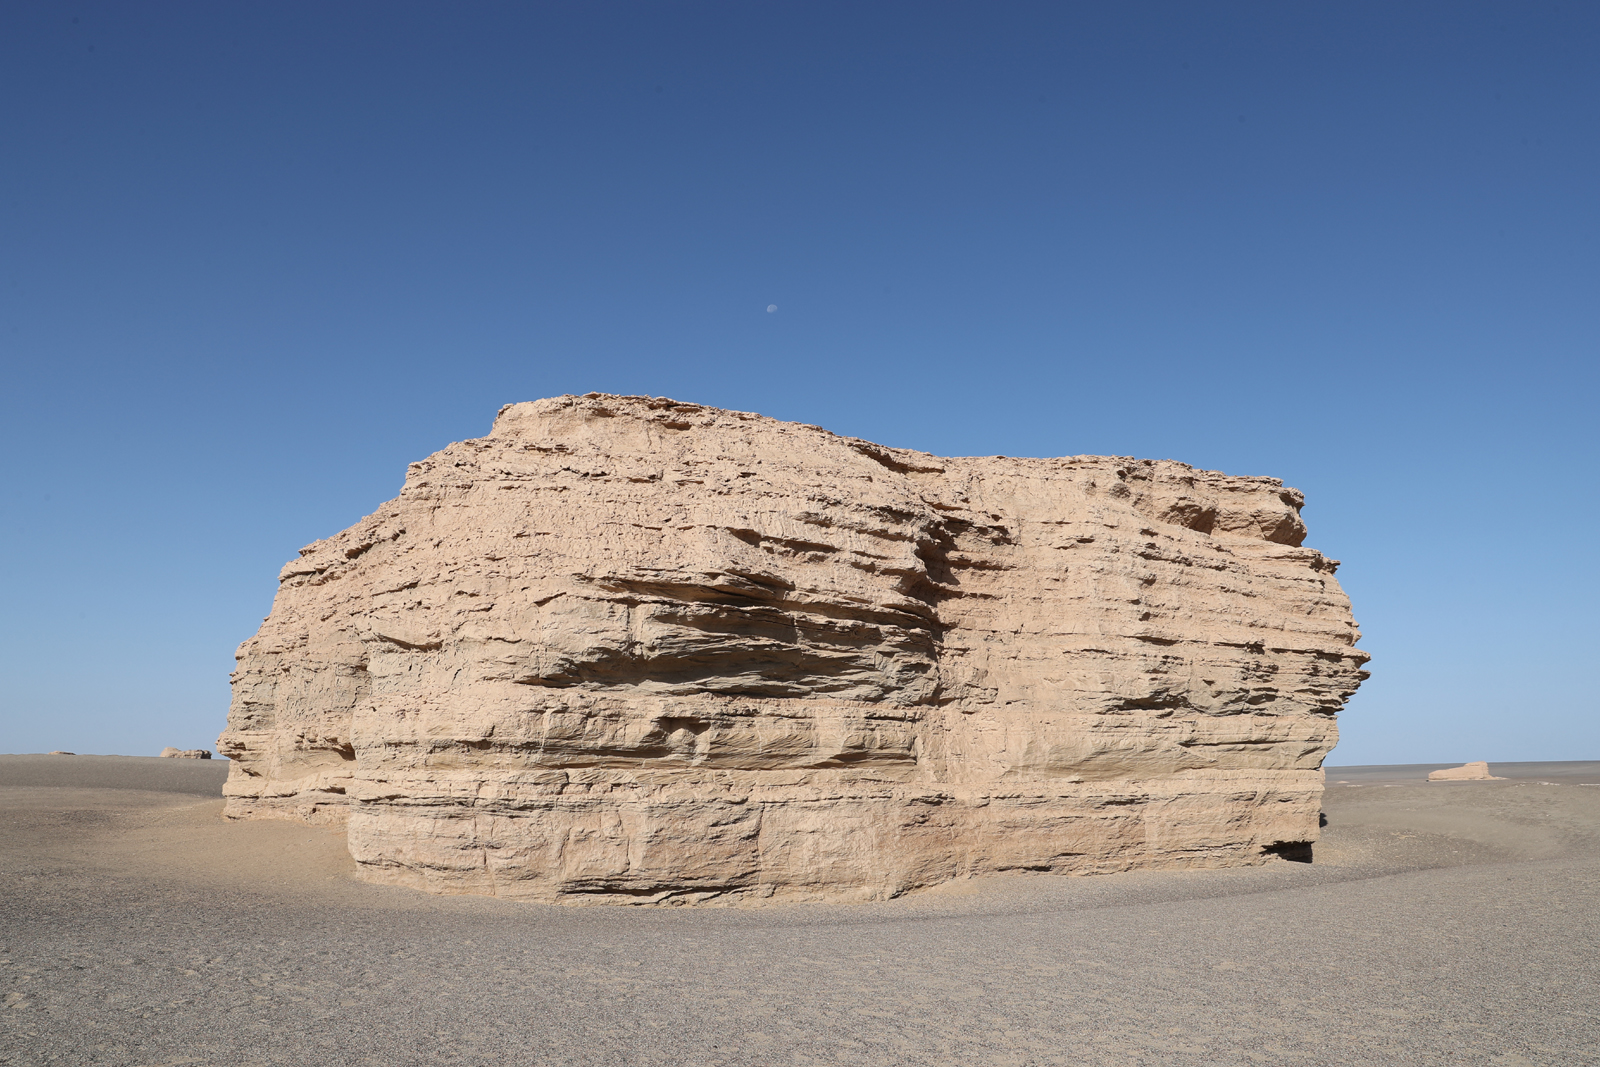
top-left (1428, 761), bottom-right (1504, 781)
top-left (160, 748), bottom-right (212, 759)
top-left (219, 394), bottom-right (1369, 904)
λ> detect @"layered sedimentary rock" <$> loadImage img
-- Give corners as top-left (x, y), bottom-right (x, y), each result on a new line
top-left (219, 394), bottom-right (1369, 903)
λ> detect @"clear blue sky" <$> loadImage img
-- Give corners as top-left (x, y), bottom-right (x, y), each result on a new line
top-left (2, 2), bottom-right (1595, 764)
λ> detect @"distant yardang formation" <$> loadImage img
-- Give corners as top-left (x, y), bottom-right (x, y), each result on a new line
top-left (219, 394), bottom-right (1369, 903)
top-left (1428, 762), bottom-right (1504, 781)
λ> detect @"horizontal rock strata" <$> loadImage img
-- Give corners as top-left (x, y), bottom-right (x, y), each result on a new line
top-left (219, 394), bottom-right (1369, 903)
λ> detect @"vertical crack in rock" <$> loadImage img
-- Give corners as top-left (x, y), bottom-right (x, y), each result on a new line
top-left (218, 393), bottom-right (1369, 903)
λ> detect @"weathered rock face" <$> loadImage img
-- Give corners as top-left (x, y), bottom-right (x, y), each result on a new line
top-left (219, 394), bottom-right (1369, 903)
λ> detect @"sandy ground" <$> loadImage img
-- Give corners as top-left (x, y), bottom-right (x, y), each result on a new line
top-left (1, 755), bottom-right (1596, 1067)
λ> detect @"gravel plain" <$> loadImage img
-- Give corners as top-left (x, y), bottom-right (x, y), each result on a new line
top-left (1, 754), bottom-right (1596, 1067)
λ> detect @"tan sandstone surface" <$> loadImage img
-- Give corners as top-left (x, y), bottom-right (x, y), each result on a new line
top-left (218, 394), bottom-right (1369, 902)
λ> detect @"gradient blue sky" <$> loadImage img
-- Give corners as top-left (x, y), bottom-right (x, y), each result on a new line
top-left (2, 2), bottom-right (1596, 764)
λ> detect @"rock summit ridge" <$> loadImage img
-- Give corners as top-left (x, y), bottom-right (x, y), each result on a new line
top-left (219, 393), bottom-right (1369, 903)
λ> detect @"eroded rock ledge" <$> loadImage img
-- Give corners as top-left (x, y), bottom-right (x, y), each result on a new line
top-left (219, 394), bottom-right (1369, 903)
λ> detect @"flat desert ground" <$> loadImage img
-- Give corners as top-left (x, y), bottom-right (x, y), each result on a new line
top-left (2, 756), bottom-right (1596, 1067)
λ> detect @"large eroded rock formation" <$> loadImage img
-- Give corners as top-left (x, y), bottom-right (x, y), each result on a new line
top-left (220, 394), bottom-right (1369, 903)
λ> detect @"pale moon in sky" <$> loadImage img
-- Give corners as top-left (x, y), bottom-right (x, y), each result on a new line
top-left (766, 304), bottom-right (777, 313)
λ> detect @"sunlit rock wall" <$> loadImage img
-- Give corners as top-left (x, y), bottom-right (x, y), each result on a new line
top-left (219, 394), bottom-right (1368, 903)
